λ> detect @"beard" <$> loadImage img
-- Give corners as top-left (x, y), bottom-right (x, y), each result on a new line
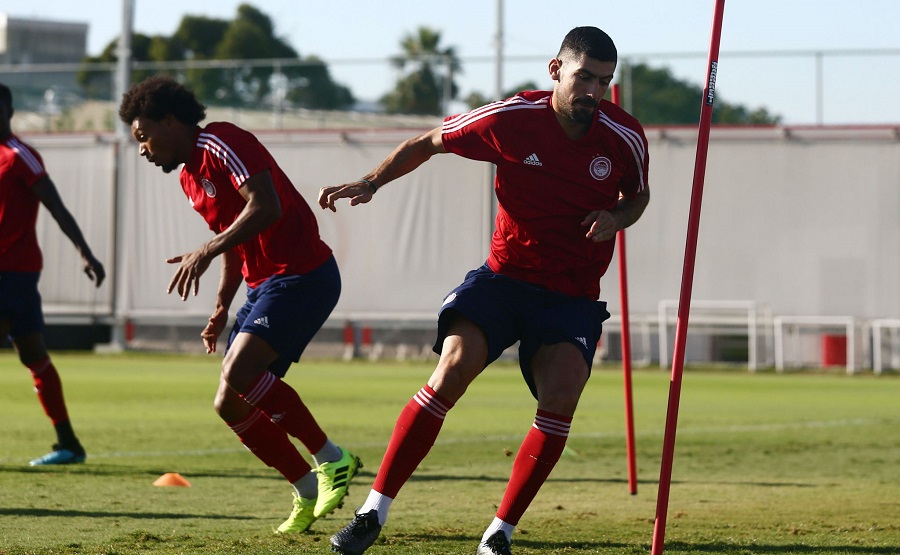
top-left (562, 97), bottom-right (598, 125)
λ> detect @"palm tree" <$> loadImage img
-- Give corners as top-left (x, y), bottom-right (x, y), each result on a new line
top-left (381, 27), bottom-right (461, 115)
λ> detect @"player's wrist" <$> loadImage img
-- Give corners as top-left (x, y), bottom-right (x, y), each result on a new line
top-left (358, 178), bottom-right (380, 194)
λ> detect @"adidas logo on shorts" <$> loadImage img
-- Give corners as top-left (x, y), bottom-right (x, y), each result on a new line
top-left (254, 316), bottom-right (270, 328)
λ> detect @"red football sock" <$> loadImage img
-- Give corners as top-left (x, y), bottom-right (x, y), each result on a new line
top-left (239, 372), bottom-right (327, 454)
top-left (28, 357), bottom-right (69, 426)
top-left (373, 384), bottom-right (453, 498)
top-left (228, 408), bottom-right (310, 483)
top-left (496, 410), bottom-right (572, 525)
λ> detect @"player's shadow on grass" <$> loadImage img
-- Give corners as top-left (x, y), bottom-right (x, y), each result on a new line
top-left (0, 466), bottom-right (286, 481)
top-left (391, 533), bottom-right (898, 554)
top-left (660, 540), bottom-right (900, 554)
top-left (0, 507), bottom-right (258, 520)
top-left (406, 473), bottom-right (629, 485)
top-left (407, 473), bottom-right (820, 490)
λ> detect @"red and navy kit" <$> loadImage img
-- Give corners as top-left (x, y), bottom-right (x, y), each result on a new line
top-left (0, 134), bottom-right (46, 272)
top-left (180, 122), bottom-right (332, 288)
top-left (441, 90), bottom-right (649, 299)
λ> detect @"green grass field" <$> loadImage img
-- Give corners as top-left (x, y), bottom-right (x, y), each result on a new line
top-left (0, 352), bottom-right (897, 555)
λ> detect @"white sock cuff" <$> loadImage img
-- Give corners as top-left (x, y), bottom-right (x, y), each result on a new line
top-left (482, 516), bottom-right (514, 543)
top-left (360, 489), bottom-right (393, 525)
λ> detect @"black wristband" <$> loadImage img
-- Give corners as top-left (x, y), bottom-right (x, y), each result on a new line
top-left (358, 178), bottom-right (379, 194)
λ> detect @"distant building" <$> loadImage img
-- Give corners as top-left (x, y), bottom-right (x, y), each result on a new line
top-left (0, 13), bottom-right (88, 64)
top-left (0, 13), bottom-right (89, 109)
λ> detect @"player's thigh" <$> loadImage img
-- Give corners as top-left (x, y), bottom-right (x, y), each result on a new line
top-left (228, 262), bottom-right (340, 376)
top-left (0, 272), bottom-right (45, 361)
top-left (433, 265), bottom-right (521, 366)
top-left (11, 332), bottom-right (49, 366)
top-left (222, 332), bottom-right (280, 392)
top-left (428, 315), bottom-right (490, 403)
top-left (531, 342), bottom-right (591, 416)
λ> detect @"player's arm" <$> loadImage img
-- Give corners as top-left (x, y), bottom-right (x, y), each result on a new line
top-left (582, 188), bottom-right (651, 243)
top-left (201, 248), bottom-right (242, 354)
top-left (31, 175), bottom-right (106, 287)
top-left (201, 169), bottom-right (281, 259)
top-left (167, 170), bottom-right (280, 300)
top-left (318, 126), bottom-right (446, 212)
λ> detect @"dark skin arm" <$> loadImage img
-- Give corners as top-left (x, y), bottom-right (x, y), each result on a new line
top-left (201, 248), bottom-right (243, 354)
top-left (31, 175), bottom-right (105, 286)
top-left (167, 170), bottom-right (281, 300)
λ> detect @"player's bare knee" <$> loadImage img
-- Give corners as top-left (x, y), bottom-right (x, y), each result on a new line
top-left (214, 381), bottom-right (250, 421)
top-left (428, 359), bottom-right (479, 402)
top-left (220, 354), bottom-right (259, 393)
top-left (213, 390), bottom-right (228, 418)
top-left (537, 387), bottom-right (582, 415)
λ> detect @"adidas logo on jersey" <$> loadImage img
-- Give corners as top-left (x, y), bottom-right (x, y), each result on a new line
top-left (523, 153), bottom-right (542, 166)
top-left (575, 336), bottom-right (588, 348)
top-left (253, 316), bottom-right (270, 328)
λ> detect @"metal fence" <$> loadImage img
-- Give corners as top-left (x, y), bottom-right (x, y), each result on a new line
top-left (3, 47), bottom-right (900, 133)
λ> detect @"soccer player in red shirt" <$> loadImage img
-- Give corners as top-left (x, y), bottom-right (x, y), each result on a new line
top-left (0, 83), bottom-right (106, 466)
top-left (118, 76), bottom-right (360, 534)
top-left (320, 27), bottom-right (650, 555)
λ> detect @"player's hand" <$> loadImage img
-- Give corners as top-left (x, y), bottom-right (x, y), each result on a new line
top-left (83, 255), bottom-right (106, 287)
top-left (166, 248), bottom-right (213, 300)
top-left (318, 181), bottom-right (374, 212)
top-left (201, 309), bottom-right (228, 354)
top-left (582, 210), bottom-right (620, 243)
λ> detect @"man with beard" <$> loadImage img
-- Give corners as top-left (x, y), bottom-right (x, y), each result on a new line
top-left (118, 76), bottom-right (360, 534)
top-left (319, 26), bottom-right (650, 555)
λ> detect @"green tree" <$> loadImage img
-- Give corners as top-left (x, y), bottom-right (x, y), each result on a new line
top-left (283, 55), bottom-right (355, 110)
top-left (623, 63), bottom-right (780, 125)
top-left (77, 3), bottom-right (354, 110)
top-left (77, 33), bottom-right (172, 99)
top-left (381, 27), bottom-right (461, 115)
top-left (168, 15), bottom-right (228, 102)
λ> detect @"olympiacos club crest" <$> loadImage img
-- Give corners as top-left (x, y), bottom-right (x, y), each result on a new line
top-left (589, 156), bottom-right (612, 180)
top-left (201, 178), bottom-right (217, 197)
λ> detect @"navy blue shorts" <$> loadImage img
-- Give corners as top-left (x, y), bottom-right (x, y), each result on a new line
top-left (0, 272), bottom-right (45, 339)
top-left (227, 256), bottom-right (340, 376)
top-left (434, 264), bottom-right (610, 399)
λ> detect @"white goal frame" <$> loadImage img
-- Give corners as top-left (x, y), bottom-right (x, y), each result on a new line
top-left (773, 315), bottom-right (859, 374)
top-left (871, 318), bottom-right (900, 375)
top-left (657, 300), bottom-right (773, 371)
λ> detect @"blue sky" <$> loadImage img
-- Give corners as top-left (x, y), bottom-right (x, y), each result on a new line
top-left (5, 0), bottom-right (900, 124)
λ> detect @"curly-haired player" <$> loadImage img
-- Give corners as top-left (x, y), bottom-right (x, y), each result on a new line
top-left (119, 75), bottom-right (360, 534)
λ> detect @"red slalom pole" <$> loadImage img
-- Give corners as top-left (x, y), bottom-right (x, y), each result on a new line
top-left (651, 1), bottom-right (726, 554)
top-left (611, 84), bottom-right (638, 496)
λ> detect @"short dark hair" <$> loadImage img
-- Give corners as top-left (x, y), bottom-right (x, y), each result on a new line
top-left (0, 83), bottom-right (13, 112)
top-left (558, 27), bottom-right (617, 63)
top-left (118, 75), bottom-right (206, 125)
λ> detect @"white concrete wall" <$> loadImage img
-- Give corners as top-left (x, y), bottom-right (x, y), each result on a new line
top-left (29, 125), bottom-right (900, 325)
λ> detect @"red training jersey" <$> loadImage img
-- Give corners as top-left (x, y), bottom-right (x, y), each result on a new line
top-left (0, 134), bottom-right (46, 272)
top-left (441, 90), bottom-right (649, 299)
top-left (180, 122), bottom-right (332, 288)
